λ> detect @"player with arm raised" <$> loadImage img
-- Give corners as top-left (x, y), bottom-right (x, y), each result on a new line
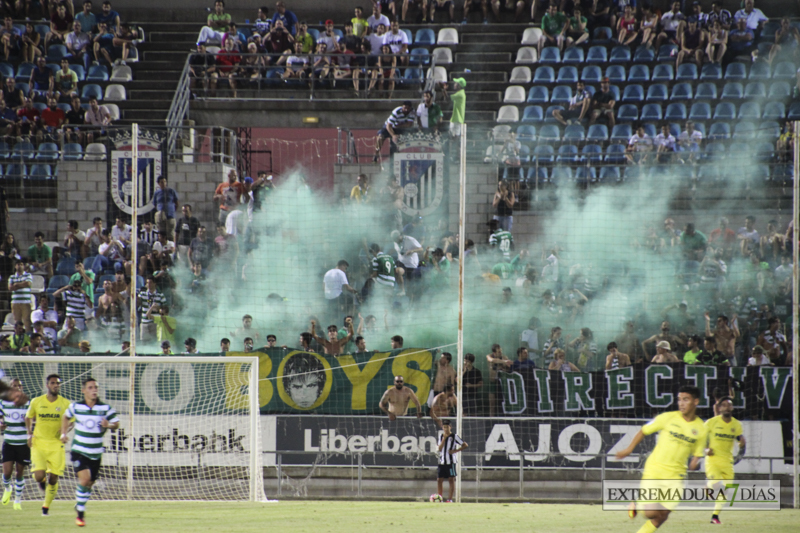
top-left (60, 377), bottom-right (120, 527)
top-left (1, 378), bottom-right (30, 510)
top-left (704, 396), bottom-right (745, 524)
top-left (25, 374), bottom-right (71, 516)
top-left (615, 385), bottom-right (707, 533)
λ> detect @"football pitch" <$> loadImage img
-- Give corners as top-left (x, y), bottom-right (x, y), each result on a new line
top-left (2, 501), bottom-right (798, 532)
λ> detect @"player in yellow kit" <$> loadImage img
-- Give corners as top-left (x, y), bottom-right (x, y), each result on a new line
top-left (705, 396), bottom-right (745, 525)
top-left (25, 374), bottom-right (71, 516)
top-left (615, 385), bottom-right (707, 533)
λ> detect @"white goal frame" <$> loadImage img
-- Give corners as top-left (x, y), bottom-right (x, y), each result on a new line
top-left (0, 355), bottom-right (264, 502)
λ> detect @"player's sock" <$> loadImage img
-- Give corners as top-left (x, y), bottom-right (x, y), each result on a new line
top-left (2, 474), bottom-right (10, 491)
top-left (76, 484), bottom-right (92, 514)
top-left (14, 476), bottom-right (24, 503)
top-left (43, 481), bottom-right (58, 509)
top-left (636, 520), bottom-right (658, 533)
top-left (1, 475), bottom-right (11, 505)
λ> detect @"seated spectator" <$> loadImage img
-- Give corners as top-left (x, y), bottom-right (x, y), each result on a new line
top-left (46, 2), bottom-right (74, 47)
top-left (55, 58), bottom-right (79, 101)
top-left (57, 316), bottom-right (82, 350)
top-left (221, 21), bottom-right (245, 52)
top-left (747, 345), bottom-right (772, 366)
top-left (190, 43), bottom-right (216, 95)
top-left (539, 3), bottom-right (567, 54)
top-left (254, 6), bottom-right (271, 37)
top-left (19, 21), bottom-right (41, 64)
top-left (84, 216), bottom-right (104, 257)
top-left (65, 20), bottom-right (92, 71)
top-left (430, 0), bottom-right (455, 24)
top-left (708, 1), bottom-right (732, 31)
top-left (278, 40), bottom-right (309, 80)
top-left (709, 217), bottom-right (736, 255)
top-left (39, 96), bottom-right (66, 143)
top-left (651, 340), bottom-right (680, 363)
top-left (768, 16), bottom-right (800, 64)
top-left (271, 1), bottom-right (298, 35)
top-left (210, 38), bottom-right (241, 97)
top-left (332, 41), bottom-right (355, 87)
top-left (197, 0), bottom-right (231, 46)
top-left (15, 97), bottom-right (40, 140)
top-left (374, 101), bottom-right (416, 161)
top-left (76, 0), bottom-right (97, 33)
top-left (97, 0), bottom-right (121, 34)
top-left (696, 335), bottom-right (729, 365)
top-left (384, 21), bottom-right (409, 66)
top-left (375, 43), bottom-right (397, 98)
top-left (565, 6), bottom-right (589, 48)
top-left (676, 120), bottom-right (703, 163)
top-left (588, 78), bottom-right (615, 129)
top-left (311, 42), bottom-right (331, 82)
top-left (653, 124), bottom-right (676, 163)
top-left (626, 124), bottom-right (653, 164)
top-left (367, 4), bottom-right (391, 33)
top-left (91, 229), bottom-right (125, 275)
top-left (586, 0), bottom-right (614, 32)
top-left (31, 296), bottom-right (58, 346)
top-left (640, 5), bottom-right (658, 48)
top-left (548, 349), bottom-right (579, 371)
top-left (294, 21), bottom-right (314, 53)
top-left (0, 99), bottom-right (16, 139)
top-left (727, 17), bottom-right (754, 59)
top-left (63, 95), bottom-right (88, 143)
top-left (318, 19), bottom-right (340, 52)
top-left (112, 23), bottom-right (139, 64)
top-left (656, 1), bottom-right (685, 50)
top-left (267, 19), bottom-right (294, 54)
top-left (733, 0), bottom-right (767, 37)
top-left (511, 346), bottom-right (536, 371)
top-left (29, 57), bottom-right (55, 103)
top-left (92, 21), bottom-right (117, 65)
top-left (676, 17), bottom-right (706, 68)
top-left (85, 96), bottom-right (112, 131)
top-left (353, 40), bottom-right (378, 94)
top-left (604, 342), bottom-right (631, 370)
top-left (151, 232), bottom-right (175, 255)
top-left (366, 22), bottom-right (386, 56)
top-left (342, 22), bottom-right (362, 52)
top-left (616, 5), bottom-right (638, 46)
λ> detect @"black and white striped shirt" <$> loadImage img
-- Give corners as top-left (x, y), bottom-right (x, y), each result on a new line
top-left (385, 106), bottom-right (416, 130)
top-left (437, 433), bottom-right (464, 465)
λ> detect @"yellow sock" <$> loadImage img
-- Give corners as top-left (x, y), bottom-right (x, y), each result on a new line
top-left (636, 520), bottom-right (658, 533)
top-left (714, 495), bottom-right (725, 515)
top-left (43, 482), bottom-right (58, 509)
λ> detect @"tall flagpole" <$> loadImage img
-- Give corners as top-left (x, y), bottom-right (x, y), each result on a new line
top-left (126, 123), bottom-right (139, 499)
top-left (455, 122), bottom-right (466, 504)
top-left (792, 120), bottom-right (799, 509)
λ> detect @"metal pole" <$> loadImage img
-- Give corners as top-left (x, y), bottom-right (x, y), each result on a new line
top-left (276, 453), bottom-right (282, 496)
top-left (126, 123), bottom-right (139, 500)
top-left (249, 357), bottom-right (260, 501)
top-left (519, 454), bottom-right (524, 498)
top-left (357, 453), bottom-right (363, 498)
top-left (455, 122), bottom-right (467, 504)
top-left (792, 120), bottom-right (799, 509)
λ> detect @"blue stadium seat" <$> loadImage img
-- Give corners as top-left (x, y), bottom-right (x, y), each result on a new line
top-left (768, 81), bottom-right (791, 99)
top-left (632, 46), bottom-right (654, 63)
top-left (81, 84), bottom-right (103, 100)
top-left (708, 122), bottom-right (731, 139)
top-left (5, 163), bottom-right (27, 178)
top-left (695, 82), bottom-right (717, 100)
top-left (670, 82), bottom-right (693, 100)
top-left (401, 29), bottom-right (412, 44)
top-left (641, 103), bottom-right (663, 121)
top-left (605, 64), bottom-right (625, 83)
top-left (737, 102), bottom-right (760, 120)
top-left (762, 102), bottom-right (785, 120)
top-left (11, 141), bottom-right (35, 160)
top-left (744, 82), bottom-right (766, 99)
top-left (688, 102), bottom-right (711, 121)
top-left (556, 66), bottom-right (578, 83)
top-left (562, 47), bottom-right (584, 64)
top-left (724, 62), bottom-right (747, 80)
top-left (544, 105), bottom-right (564, 123)
top-left (46, 44), bottom-right (67, 61)
top-left (409, 48), bottom-right (430, 65)
top-left (646, 83), bottom-right (668, 102)
top-left (581, 65), bottom-right (601, 82)
top-left (667, 123), bottom-right (682, 138)
top-left (608, 85), bottom-right (620, 101)
top-left (651, 63), bottom-right (674, 81)
top-left (72, 64), bottom-right (86, 81)
top-left (605, 143), bottom-right (627, 163)
top-left (46, 275), bottom-right (69, 301)
top-left (36, 143), bottom-right (59, 161)
top-left (592, 26), bottom-right (612, 44)
top-left (700, 63), bottom-right (722, 80)
top-left (63, 143), bottom-right (83, 160)
top-left (28, 164), bottom-right (51, 180)
top-left (15, 62), bottom-right (34, 82)
top-left (87, 64), bottom-right (109, 81)
top-left (516, 125), bottom-right (536, 141)
top-left (676, 63), bottom-right (698, 80)
top-left (33, 102), bottom-right (47, 113)
top-left (772, 61), bottom-right (796, 80)
top-left (522, 105), bottom-right (544, 122)
top-left (562, 125), bottom-right (585, 141)
top-left (610, 125), bottom-right (632, 142)
top-left (772, 165), bottom-right (794, 183)
top-left (616, 104), bottom-right (639, 121)
top-left (628, 64), bottom-right (649, 82)
top-left (307, 28), bottom-right (319, 40)
top-left (713, 102), bottom-right (736, 120)
top-left (642, 124), bottom-right (658, 138)
top-left (755, 142), bottom-right (774, 160)
top-left (580, 144), bottom-right (603, 164)
top-left (518, 146), bottom-right (531, 164)
top-left (0, 142), bottom-right (8, 160)
top-left (538, 124), bottom-right (561, 141)
top-left (789, 102), bottom-right (800, 120)
top-left (551, 166), bottom-right (573, 182)
top-left (533, 66), bottom-right (555, 83)
top-left (0, 63), bottom-right (12, 79)
top-left (721, 82), bottom-right (744, 99)
top-left (539, 47), bottom-right (561, 64)
top-left (586, 45), bottom-right (608, 63)
top-left (414, 29), bottom-right (435, 45)
top-left (402, 67), bottom-right (423, 84)
top-left (609, 45), bottom-right (631, 62)
top-left (624, 165), bottom-right (648, 181)
top-left (622, 84), bottom-right (644, 102)
top-left (748, 61), bottom-right (770, 80)
top-left (599, 166), bottom-right (621, 182)
top-left (16, 82), bottom-right (29, 97)
top-left (526, 167), bottom-right (548, 184)
top-left (657, 44), bottom-right (678, 62)
top-left (586, 124), bottom-right (609, 141)
top-left (758, 121), bottom-right (781, 139)
top-left (550, 85), bottom-right (573, 104)
top-left (556, 144), bottom-right (579, 164)
top-left (665, 103), bottom-right (687, 120)
top-left (733, 122), bottom-right (756, 139)
top-left (532, 144), bottom-right (554, 163)
top-left (527, 86), bottom-right (549, 104)
top-left (574, 167), bottom-right (597, 183)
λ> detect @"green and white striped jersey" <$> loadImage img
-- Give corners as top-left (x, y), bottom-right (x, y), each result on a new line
top-left (65, 400), bottom-right (119, 460)
top-left (9, 272), bottom-right (33, 305)
top-left (489, 230), bottom-right (513, 259)
top-left (372, 253), bottom-right (396, 287)
top-left (0, 399), bottom-right (31, 445)
top-left (63, 288), bottom-right (87, 317)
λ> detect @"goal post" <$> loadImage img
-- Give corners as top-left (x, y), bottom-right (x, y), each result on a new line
top-left (0, 355), bottom-right (265, 502)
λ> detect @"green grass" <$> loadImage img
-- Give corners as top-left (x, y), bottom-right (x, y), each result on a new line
top-left (2, 501), bottom-right (797, 532)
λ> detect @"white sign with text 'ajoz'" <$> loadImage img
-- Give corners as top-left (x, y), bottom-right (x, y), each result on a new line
top-left (603, 480), bottom-right (781, 511)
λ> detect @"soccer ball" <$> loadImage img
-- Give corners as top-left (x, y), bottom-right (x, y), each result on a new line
top-left (429, 493), bottom-right (443, 503)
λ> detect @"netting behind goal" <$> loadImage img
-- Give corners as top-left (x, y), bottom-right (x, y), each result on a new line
top-left (0, 356), bottom-right (264, 502)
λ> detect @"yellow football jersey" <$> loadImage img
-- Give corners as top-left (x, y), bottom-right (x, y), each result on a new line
top-left (705, 415), bottom-right (743, 470)
top-left (642, 411), bottom-right (707, 479)
top-left (25, 394), bottom-right (72, 441)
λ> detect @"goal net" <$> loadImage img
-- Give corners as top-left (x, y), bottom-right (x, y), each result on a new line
top-left (0, 355), bottom-right (265, 502)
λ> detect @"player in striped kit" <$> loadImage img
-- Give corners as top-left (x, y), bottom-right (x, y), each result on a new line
top-left (488, 222), bottom-right (513, 261)
top-left (436, 419), bottom-right (468, 502)
top-left (1, 378), bottom-right (30, 510)
top-left (8, 260), bottom-right (33, 333)
top-left (60, 377), bottom-right (120, 527)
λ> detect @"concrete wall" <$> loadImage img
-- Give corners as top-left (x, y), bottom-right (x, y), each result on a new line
top-left (7, 161), bottom-right (228, 244)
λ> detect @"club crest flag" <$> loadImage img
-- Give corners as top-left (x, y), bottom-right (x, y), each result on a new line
top-left (108, 129), bottom-right (167, 217)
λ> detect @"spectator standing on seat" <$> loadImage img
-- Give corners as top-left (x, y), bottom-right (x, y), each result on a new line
top-left (734, 0), bottom-right (767, 37)
top-left (65, 21), bottom-right (91, 71)
top-left (539, 3), bottom-right (567, 54)
top-left (374, 100), bottom-right (416, 162)
top-left (553, 81), bottom-right (590, 125)
top-left (153, 176), bottom-right (178, 241)
top-left (656, 1), bottom-right (685, 50)
top-left (588, 77), bottom-right (615, 129)
top-left (271, 1), bottom-right (298, 35)
top-left (565, 6), bottom-right (589, 48)
top-left (676, 17), bottom-right (705, 68)
top-left (196, 0), bottom-right (230, 45)
top-left (46, 3), bottom-right (74, 47)
top-left (8, 260), bottom-right (32, 333)
top-left (27, 232), bottom-right (53, 278)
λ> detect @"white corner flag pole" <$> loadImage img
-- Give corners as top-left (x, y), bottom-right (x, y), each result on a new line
top-left (127, 123), bottom-right (139, 500)
top-left (455, 122), bottom-right (466, 504)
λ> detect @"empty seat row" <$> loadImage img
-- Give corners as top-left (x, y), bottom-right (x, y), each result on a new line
top-left (1, 163), bottom-right (57, 179)
top-left (3, 62), bottom-right (132, 83)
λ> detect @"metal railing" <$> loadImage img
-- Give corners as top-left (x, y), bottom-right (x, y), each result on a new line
top-left (166, 55), bottom-right (194, 156)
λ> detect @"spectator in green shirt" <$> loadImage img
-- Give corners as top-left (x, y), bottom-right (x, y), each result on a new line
top-left (682, 335), bottom-right (703, 364)
top-left (566, 6), bottom-right (589, 48)
top-left (197, 0), bottom-right (231, 45)
top-left (417, 90), bottom-right (442, 132)
top-left (27, 231), bottom-right (53, 277)
top-left (539, 3), bottom-right (567, 53)
top-left (680, 223), bottom-right (708, 261)
top-left (442, 77), bottom-right (466, 138)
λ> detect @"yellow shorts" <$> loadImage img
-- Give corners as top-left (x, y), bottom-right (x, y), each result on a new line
top-left (30, 439), bottom-right (66, 477)
top-left (706, 464), bottom-right (734, 488)
top-left (640, 470), bottom-right (685, 511)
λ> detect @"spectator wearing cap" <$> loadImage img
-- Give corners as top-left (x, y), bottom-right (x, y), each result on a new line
top-left (161, 340), bottom-right (173, 355)
top-left (272, 1), bottom-right (298, 35)
top-left (588, 77), bottom-right (615, 129)
top-left (384, 20), bottom-right (410, 66)
top-left (440, 77), bottom-right (466, 139)
top-left (197, 0), bottom-right (231, 45)
top-left (373, 100), bottom-right (417, 162)
top-left (78, 339), bottom-right (92, 353)
top-left (652, 340), bottom-right (679, 363)
top-left (317, 19), bottom-right (340, 52)
top-left (154, 176), bottom-right (179, 241)
top-left (748, 345), bottom-right (771, 366)
top-left (734, 0), bottom-right (767, 36)
top-left (676, 16), bottom-right (706, 68)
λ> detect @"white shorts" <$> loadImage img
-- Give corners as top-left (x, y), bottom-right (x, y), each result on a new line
top-left (450, 121), bottom-right (462, 136)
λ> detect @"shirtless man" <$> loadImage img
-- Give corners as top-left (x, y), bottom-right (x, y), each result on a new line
top-left (110, 270), bottom-right (130, 298)
top-left (641, 321), bottom-right (683, 362)
top-left (96, 279), bottom-right (124, 318)
top-left (651, 340), bottom-right (680, 363)
top-left (430, 385), bottom-right (457, 429)
top-left (485, 344), bottom-right (511, 416)
top-left (704, 313), bottom-right (739, 362)
top-left (310, 319), bottom-right (354, 356)
top-left (379, 375), bottom-right (423, 420)
top-left (432, 352), bottom-right (457, 397)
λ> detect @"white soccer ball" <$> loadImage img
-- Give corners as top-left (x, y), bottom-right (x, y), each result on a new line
top-left (429, 493), bottom-right (443, 503)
